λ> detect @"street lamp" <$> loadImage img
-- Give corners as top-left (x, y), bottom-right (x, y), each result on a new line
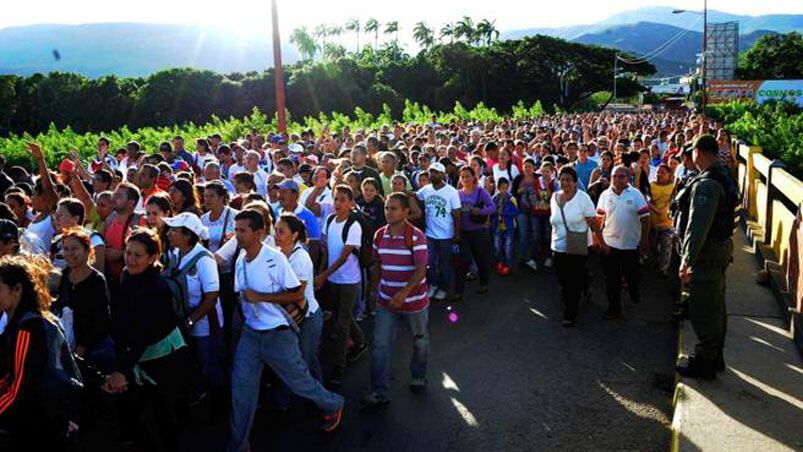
top-left (271, 0), bottom-right (287, 134)
top-left (674, 1), bottom-right (708, 114)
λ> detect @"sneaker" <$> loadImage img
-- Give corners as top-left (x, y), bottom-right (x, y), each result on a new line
top-left (320, 406), bottom-right (345, 432)
top-left (499, 265), bottom-right (511, 276)
top-left (525, 259), bottom-right (538, 271)
top-left (602, 311), bottom-right (622, 320)
top-left (497, 262), bottom-right (505, 272)
top-left (346, 343), bottom-right (368, 366)
top-left (409, 378), bottom-right (428, 392)
top-left (543, 258), bottom-right (553, 268)
top-left (465, 272), bottom-right (478, 281)
top-left (427, 285), bottom-right (439, 298)
top-left (361, 392), bottom-right (390, 410)
top-left (676, 356), bottom-right (717, 380)
top-left (434, 290), bottom-right (447, 300)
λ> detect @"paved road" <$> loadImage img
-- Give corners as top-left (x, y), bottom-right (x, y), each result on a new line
top-left (89, 256), bottom-right (677, 451)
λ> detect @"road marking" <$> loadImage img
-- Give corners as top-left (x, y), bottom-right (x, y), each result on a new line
top-left (450, 397), bottom-right (479, 427)
top-left (442, 372), bottom-right (460, 392)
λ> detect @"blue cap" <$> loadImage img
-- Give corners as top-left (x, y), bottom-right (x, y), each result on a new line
top-left (277, 179), bottom-right (299, 192)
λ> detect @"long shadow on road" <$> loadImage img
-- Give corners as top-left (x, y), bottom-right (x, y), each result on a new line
top-left (91, 256), bottom-right (677, 452)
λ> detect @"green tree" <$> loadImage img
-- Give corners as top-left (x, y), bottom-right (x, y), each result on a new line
top-left (328, 24), bottom-right (344, 46)
top-left (439, 23), bottom-right (456, 44)
top-left (384, 21), bottom-right (399, 44)
top-left (413, 22), bottom-right (435, 51)
top-left (313, 24), bottom-right (329, 50)
top-left (454, 16), bottom-right (476, 45)
top-left (365, 18), bottom-right (380, 51)
top-left (345, 18), bottom-right (361, 53)
top-left (476, 19), bottom-right (499, 46)
top-left (290, 26), bottom-right (318, 61)
top-left (738, 32), bottom-right (803, 79)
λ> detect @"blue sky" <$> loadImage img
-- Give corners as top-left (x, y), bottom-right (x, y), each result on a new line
top-left (3, 0), bottom-right (802, 41)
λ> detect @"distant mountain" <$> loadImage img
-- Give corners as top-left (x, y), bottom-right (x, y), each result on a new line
top-left (0, 23), bottom-right (301, 78)
top-left (572, 22), bottom-right (777, 75)
top-left (1, 6), bottom-right (800, 78)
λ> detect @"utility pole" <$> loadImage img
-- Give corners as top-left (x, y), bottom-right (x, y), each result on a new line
top-left (271, 0), bottom-right (287, 134)
top-left (701, 0), bottom-right (708, 114)
top-left (613, 54), bottom-right (618, 103)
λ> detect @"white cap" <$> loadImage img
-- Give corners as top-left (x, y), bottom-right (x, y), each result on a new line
top-left (163, 212), bottom-right (210, 241)
top-left (288, 143), bottom-right (304, 154)
top-left (429, 162), bottom-right (446, 173)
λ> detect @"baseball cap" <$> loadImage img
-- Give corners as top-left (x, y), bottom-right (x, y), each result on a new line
top-left (0, 220), bottom-right (19, 242)
top-left (429, 162), bottom-right (446, 173)
top-left (288, 143), bottom-right (304, 154)
top-left (270, 134), bottom-right (283, 144)
top-left (59, 159), bottom-right (76, 173)
top-left (277, 179), bottom-right (300, 192)
top-left (162, 212), bottom-right (210, 241)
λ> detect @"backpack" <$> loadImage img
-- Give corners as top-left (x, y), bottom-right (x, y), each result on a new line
top-left (373, 222), bottom-right (416, 256)
top-left (163, 249), bottom-right (215, 321)
top-left (326, 210), bottom-right (375, 268)
top-left (696, 167), bottom-right (741, 240)
top-left (17, 312), bottom-right (83, 440)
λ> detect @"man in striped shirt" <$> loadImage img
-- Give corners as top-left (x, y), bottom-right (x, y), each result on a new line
top-left (363, 192), bottom-right (429, 409)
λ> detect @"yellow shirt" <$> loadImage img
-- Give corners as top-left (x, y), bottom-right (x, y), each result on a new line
top-left (649, 181), bottom-right (675, 230)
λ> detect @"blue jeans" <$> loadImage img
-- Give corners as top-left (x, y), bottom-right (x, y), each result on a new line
top-left (370, 306), bottom-right (430, 398)
top-left (229, 325), bottom-right (344, 452)
top-left (517, 213), bottom-right (552, 261)
top-left (494, 228), bottom-right (514, 266)
top-left (427, 238), bottom-right (454, 296)
top-left (273, 308), bottom-right (324, 409)
top-left (189, 334), bottom-right (224, 388)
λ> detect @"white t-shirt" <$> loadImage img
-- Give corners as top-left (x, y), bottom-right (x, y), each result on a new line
top-left (324, 215), bottom-right (362, 284)
top-left (299, 186), bottom-right (333, 231)
top-left (27, 215), bottom-right (55, 250)
top-left (234, 243), bottom-right (301, 331)
top-left (172, 243), bottom-right (222, 337)
top-left (194, 152), bottom-right (218, 171)
top-left (251, 169), bottom-right (270, 197)
top-left (286, 244), bottom-right (320, 316)
top-left (228, 162), bottom-right (247, 179)
top-left (216, 234), bottom-right (275, 270)
top-left (417, 184), bottom-right (462, 239)
top-left (492, 163), bottom-right (520, 185)
top-left (597, 185), bottom-right (650, 250)
top-left (550, 190), bottom-right (596, 253)
top-left (201, 206), bottom-right (239, 253)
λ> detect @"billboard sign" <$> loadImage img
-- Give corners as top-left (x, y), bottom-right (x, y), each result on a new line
top-left (708, 80), bottom-right (803, 107)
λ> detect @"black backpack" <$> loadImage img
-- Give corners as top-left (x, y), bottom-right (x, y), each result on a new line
top-left (17, 312), bottom-right (83, 440)
top-left (326, 210), bottom-right (375, 268)
top-left (163, 249), bottom-right (215, 322)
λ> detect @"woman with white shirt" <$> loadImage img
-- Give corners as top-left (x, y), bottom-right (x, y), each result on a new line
top-left (163, 213), bottom-right (224, 396)
top-left (549, 166), bottom-right (602, 327)
top-left (274, 213), bottom-right (323, 380)
top-left (492, 148), bottom-right (520, 189)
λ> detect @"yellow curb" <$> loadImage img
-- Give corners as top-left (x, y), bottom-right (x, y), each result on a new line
top-left (670, 320), bottom-right (685, 452)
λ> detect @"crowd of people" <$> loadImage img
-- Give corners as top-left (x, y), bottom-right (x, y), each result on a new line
top-left (0, 110), bottom-right (737, 450)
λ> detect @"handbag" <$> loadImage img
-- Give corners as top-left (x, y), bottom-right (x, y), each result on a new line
top-left (558, 194), bottom-right (589, 256)
top-left (469, 188), bottom-right (489, 224)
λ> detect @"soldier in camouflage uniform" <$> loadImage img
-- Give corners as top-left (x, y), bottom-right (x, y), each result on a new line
top-left (677, 134), bottom-right (737, 379)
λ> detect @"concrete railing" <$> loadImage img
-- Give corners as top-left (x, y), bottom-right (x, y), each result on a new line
top-left (734, 139), bottom-right (803, 348)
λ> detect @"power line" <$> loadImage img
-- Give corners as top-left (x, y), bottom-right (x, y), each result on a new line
top-left (616, 15), bottom-right (703, 65)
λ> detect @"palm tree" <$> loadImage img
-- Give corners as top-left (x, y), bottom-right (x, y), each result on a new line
top-left (413, 21), bottom-right (435, 51)
top-left (384, 21), bottom-right (399, 44)
top-left (454, 16), bottom-right (476, 45)
top-left (476, 19), bottom-right (499, 46)
top-left (313, 24), bottom-right (329, 49)
top-left (365, 18), bottom-right (379, 51)
top-left (328, 24), bottom-right (343, 46)
top-left (439, 23), bottom-right (456, 43)
top-left (290, 26), bottom-right (318, 61)
top-left (345, 18), bottom-right (360, 53)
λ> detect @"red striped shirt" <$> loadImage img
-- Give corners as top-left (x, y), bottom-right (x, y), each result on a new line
top-left (372, 225), bottom-right (429, 313)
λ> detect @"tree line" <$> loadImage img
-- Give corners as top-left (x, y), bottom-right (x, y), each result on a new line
top-left (0, 30), bottom-right (656, 138)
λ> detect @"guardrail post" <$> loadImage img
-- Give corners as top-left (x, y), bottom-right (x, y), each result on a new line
top-left (764, 160), bottom-right (786, 247)
top-left (743, 144), bottom-right (762, 222)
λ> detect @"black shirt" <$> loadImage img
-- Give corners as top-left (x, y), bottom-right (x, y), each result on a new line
top-left (56, 267), bottom-right (110, 351)
top-left (111, 266), bottom-right (179, 375)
